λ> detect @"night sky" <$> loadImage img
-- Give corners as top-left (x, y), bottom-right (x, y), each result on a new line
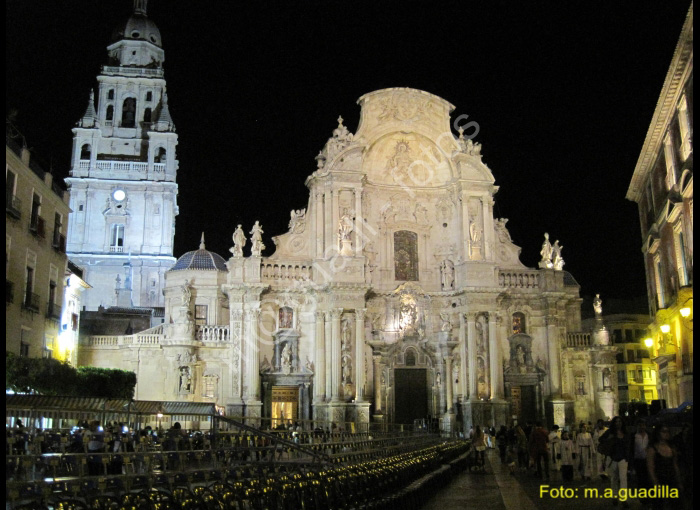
top-left (5, 1), bottom-right (692, 305)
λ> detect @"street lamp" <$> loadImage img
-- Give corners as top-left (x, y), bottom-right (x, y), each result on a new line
top-left (660, 324), bottom-right (671, 334)
top-left (644, 338), bottom-right (654, 349)
top-left (680, 307), bottom-right (691, 318)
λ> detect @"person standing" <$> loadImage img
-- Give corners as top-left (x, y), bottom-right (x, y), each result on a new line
top-left (592, 418), bottom-right (609, 479)
top-left (604, 416), bottom-right (632, 506)
top-left (647, 425), bottom-right (682, 510)
top-left (559, 431), bottom-right (576, 481)
top-left (516, 425), bottom-right (529, 472)
top-left (576, 423), bottom-right (595, 480)
top-left (496, 425), bottom-right (508, 464)
top-left (472, 426), bottom-right (487, 471)
top-left (529, 422), bottom-right (550, 480)
top-left (549, 425), bottom-right (562, 475)
top-left (633, 421), bottom-right (650, 505)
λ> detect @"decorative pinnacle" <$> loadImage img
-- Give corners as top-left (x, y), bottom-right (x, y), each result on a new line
top-left (458, 126), bottom-right (465, 138)
top-left (134, 0), bottom-right (148, 16)
top-left (337, 116), bottom-right (344, 126)
top-left (199, 232), bottom-right (205, 250)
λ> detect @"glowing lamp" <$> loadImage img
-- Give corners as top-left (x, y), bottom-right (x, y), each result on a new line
top-left (660, 324), bottom-right (671, 334)
top-left (680, 307), bottom-right (691, 318)
top-left (644, 338), bottom-right (654, 348)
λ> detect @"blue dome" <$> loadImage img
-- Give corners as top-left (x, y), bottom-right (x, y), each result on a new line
top-left (171, 246), bottom-right (227, 272)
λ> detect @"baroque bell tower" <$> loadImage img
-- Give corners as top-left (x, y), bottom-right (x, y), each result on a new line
top-left (66, 0), bottom-right (179, 310)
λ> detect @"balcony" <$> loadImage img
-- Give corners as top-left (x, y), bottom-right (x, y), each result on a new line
top-left (47, 303), bottom-right (61, 320)
top-left (6, 280), bottom-right (14, 304)
top-left (109, 246), bottom-right (124, 253)
top-left (101, 65), bottom-right (164, 78)
top-left (498, 270), bottom-right (540, 289)
top-left (29, 216), bottom-right (46, 239)
top-left (78, 160), bottom-right (165, 176)
top-left (6, 193), bottom-right (21, 219)
top-left (52, 232), bottom-right (66, 253)
top-left (22, 292), bottom-right (40, 313)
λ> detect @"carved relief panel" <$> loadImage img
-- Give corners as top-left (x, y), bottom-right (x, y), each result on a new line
top-left (394, 230), bottom-right (419, 281)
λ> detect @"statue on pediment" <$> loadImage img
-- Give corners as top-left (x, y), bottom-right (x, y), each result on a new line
top-left (539, 233), bottom-right (553, 269)
top-left (231, 225), bottom-right (246, 258)
top-left (552, 240), bottom-right (565, 270)
top-left (250, 221), bottom-right (265, 256)
top-left (288, 209), bottom-right (306, 234)
top-left (440, 259), bottom-right (455, 290)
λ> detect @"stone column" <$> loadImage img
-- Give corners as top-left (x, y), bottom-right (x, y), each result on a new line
top-left (373, 355), bottom-right (383, 414)
top-left (324, 190), bottom-right (332, 255)
top-left (482, 196), bottom-right (495, 260)
top-left (445, 355), bottom-right (454, 413)
top-left (314, 311), bottom-right (326, 403)
top-left (355, 309), bottom-right (366, 401)
top-left (489, 313), bottom-right (504, 399)
top-left (330, 308), bottom-right (342, 402)
top-left (461, 191), bottom-right (470, 262)
top-left (546, 316), bottom-right (562, 397)
top-left (331, 190), bottom-right (339, 254)
top-left (325, 313), bottom-right (332, 400)
top-left (248, 309), bottom-right (261, 400)
top-left (459, 313), bottom-right (468, 399)
top-left (315, 192), bottom-right (324, 258)
top-left (467, 313), bottom-right (478, 399)
top-left (354, 189), bottom-right (363, 257)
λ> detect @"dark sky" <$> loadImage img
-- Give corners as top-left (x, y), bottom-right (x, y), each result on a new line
top-left (5, 1), bottom-right (692, 303)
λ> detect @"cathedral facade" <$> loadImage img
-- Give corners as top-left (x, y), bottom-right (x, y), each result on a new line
top-left (75, 4), bottom-right (620, 432)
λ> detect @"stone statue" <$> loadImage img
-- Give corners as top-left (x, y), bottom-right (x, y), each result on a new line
top-left (495, 218), bottom-right (511, 243)
top-left (515, 345), bottom-right (526, 367)
top-left (338, 210), bottom-right (354, 256)
top-left (552, 240), bottom-right (565, 270)
top-left (181, 279), bottom-right (191, 308)
top-left (231, 225), bottom-right (246, 258)
top-left (179, 366), bottom-right (192, 393)
top-left (439, 312), bottom-right (452, 332)
top-left (469, 218), bottom-right (482, 243)
top-left (539, 233), bottom-right (553, 269)
top-left (260, 355), bottom-right (271, 373)
top-left (288, 209), bottom-right (306, 234)
top-left (341, 319), bottom-right (351, 353)
top-left (435, 371), bottom-right (441, 386)
top-left (593, 294), bottom-right (603, 316)
top-left (342, 356), bottom-right (352, 384)
top-left (281, 343), bottom-right (292, 373)
top-left (602, 368), bottom-right (611, 390)
top-left (250, 221), bottom-right (265, 256)
top-left (305, 356), bottom-right (314, 372)
top-left (440, 259), bottom-right (455, 290)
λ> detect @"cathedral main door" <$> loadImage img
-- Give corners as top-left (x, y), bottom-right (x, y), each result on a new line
top-left (394, 369), bottom-right (428, 425)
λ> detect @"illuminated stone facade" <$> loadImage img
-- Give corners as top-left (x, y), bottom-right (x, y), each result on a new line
top-left (80, 82), bottom-right (614, 430)
top-left (626, 5), bottom-right (693, 408)
top-left (65, 3), bottom-right (179, 311)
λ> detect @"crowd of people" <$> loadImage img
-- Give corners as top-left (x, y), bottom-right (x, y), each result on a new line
top-left (469, 418), bottom-right (692, 508)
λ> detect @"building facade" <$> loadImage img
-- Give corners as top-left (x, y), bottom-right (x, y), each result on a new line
top-left (626, 4), bottom-right (693, 408)
top-left (65, 2), bottom-right (179, 311)
top-left (6, 127), bottom-right (71, 361)
top-left (80, 85), bottom-right (616, 430)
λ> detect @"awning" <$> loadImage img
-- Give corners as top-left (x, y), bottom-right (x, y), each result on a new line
top-left (5, 395), bottom-right (131, 421)
top-left (6, 395), bottom-right (216, 422)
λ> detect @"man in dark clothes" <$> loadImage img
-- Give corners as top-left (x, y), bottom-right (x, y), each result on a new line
top-left (529, 421), bottom-right (550, 479)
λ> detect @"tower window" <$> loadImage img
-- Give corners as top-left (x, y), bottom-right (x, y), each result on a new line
top-left (80, 144), bottom-right (91, 160)
top-left (154, 147), bottom-right (167, 163)
top-left (106, 105), bottom-right (114, 122)
top-left (144, 108), bottom-right (152, 123)
top-left (121, 98), bottom-right (136, 128)
top-left (108, 89), bottom-right (114, 100)
top-left (110, 224), bottom-right (125, 252)
top-left (512, 312), bottom-right (526, 335)
top-left (146, 91), bottom-right (153, 102)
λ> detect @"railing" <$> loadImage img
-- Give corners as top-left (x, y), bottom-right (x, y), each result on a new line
top-left (88, 325), bottom-right (164, 347)
top-left (566, 332), bottom-right (592, 347)
top-left (78, 160), bottom-right (165, 174)
top-left (47, 303), bottom-right (62, 320)
top-left (498, 270), bottom-right (539, 288)
top-left (101, 65), bottom-right (164, 78)
top-left (110, 246), bottom-right (124, 253)
top-left (261, 261), bottom-right (312, 281)
top-left (22, 292), bottom-right (40, 313)
top-left (196, 325), bottom-right (230, 342)
top-left (6, 193), bottom-right (22, 219)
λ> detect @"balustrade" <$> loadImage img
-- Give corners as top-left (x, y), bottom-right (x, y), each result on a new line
top-left (261, 261), bottom-right (312, 281)
top-left (566, 332), bottom-right (592, 347)
top-left (498, 270), bottom-right (540, 288)
top-left (197, 325), bottom-right (230, 342)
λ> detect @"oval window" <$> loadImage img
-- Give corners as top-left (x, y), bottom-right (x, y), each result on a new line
top-left (131, 31), bottom-right (140, 38)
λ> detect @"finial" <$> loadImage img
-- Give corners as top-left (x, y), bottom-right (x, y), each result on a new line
top-left (89, 90), bottom-right (95, 102)
top-left (134, 0), bottom-right (148, 16)
top-left (458, 126), bottom-right (465, 138)
top-left (337, 116), bottom-right (344, 126)
top-left (199, 232), bottom-right (205, 250)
